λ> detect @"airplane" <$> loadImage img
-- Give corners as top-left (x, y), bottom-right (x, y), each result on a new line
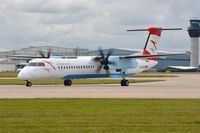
top-left (18, 27), bottom-right (183, 87)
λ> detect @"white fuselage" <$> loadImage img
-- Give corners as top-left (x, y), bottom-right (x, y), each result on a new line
top-left (18, 56), bottom-right (157, 80)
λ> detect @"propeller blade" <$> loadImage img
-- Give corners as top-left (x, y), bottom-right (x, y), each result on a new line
top-left (106, 49), bottom-right (113, 60)
top-left (47, 51), bottom-right (51, 58)
top-left (39, 51), bottom-right (45, 58)
top-left (96, 64), bottom-right (103, 73)
top-left (47, 49), bottom-right (52, 58)
top-left (93, 56), bottom-right (102, 61)
top-left (39, 49), bottom-right (52, 58)
top-left (99, 47), bottom-right (105, 58)
top-left (95, 47), bottom-right (114, 74)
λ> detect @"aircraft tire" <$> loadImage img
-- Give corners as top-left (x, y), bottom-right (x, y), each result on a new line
top-left (124, 80), bottom-right (129, 86)
top-left (64, 79), bottom-right (72, 86)
top-left (121, 79), bottom-right (129, 86)
top-left (103, 65), bottom-right (109, 70)
top-left (26, 81), bottom-right (32, 87)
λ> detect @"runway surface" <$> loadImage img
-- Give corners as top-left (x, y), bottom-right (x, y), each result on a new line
top-left (0, 74), bottom-right (200, 98)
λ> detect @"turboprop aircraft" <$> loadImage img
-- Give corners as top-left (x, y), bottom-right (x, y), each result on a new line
top-left (18, 27), bottom-right (183, 87)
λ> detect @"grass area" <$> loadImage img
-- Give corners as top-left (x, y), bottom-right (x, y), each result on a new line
top-left (0, 99), bottom-right (200, 133)
top-left (0, 72), bottom-right (18, 77)
top-left (0, 79), bottom-right (164, 85)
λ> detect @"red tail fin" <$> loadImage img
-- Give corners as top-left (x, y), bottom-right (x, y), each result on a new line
top-left (127, 27), bottom-right (182, 60)
top-left (143, 27), bottom-right (162, 60)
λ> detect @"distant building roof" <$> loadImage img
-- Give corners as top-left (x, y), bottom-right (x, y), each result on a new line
top-left (0, 48), bottom-right (9, 52)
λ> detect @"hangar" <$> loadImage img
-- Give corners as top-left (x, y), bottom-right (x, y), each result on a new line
top-left (0, 46), bottom-right (89, 72)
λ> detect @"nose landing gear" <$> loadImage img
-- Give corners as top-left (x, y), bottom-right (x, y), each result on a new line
top-left (26, 81), bottom-right (32, 87)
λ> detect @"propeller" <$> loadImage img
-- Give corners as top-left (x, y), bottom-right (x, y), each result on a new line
top-left (94, 48), bottom-right (115, 74)
top-left (39, 49), bottom-right (52, 58)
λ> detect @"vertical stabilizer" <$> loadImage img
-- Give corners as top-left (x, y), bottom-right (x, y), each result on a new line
top-left (127, 27), bottom-right (182, 60)
top-left (143, 27), bottom-right (162, 60)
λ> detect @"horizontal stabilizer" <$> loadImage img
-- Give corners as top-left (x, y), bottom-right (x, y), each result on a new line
top-left (127, 28), bottom-right (182, 32)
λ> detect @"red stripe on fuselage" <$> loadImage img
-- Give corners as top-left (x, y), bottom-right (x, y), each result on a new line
top-left (43, 61), bottom-right (56, 70)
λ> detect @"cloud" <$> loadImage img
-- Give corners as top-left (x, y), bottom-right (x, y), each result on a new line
top-left (0, 0), bottom-right (199, 51)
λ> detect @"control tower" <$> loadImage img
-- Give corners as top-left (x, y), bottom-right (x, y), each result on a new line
top-left (188, 19), bottom-right (200, 67)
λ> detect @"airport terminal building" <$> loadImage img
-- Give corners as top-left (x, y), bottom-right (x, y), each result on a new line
top-left (0, 46), bottom-right (191, 72)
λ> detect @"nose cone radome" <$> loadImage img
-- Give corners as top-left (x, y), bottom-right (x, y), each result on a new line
top-left (18, 70), bottom-right (25, 80)
top-left (18, 68), bottom-right (30, 80)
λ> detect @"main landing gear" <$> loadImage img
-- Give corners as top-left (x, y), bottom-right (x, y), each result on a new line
top-left (121, 79), bottom-right (129, 86)
top-left (26, 80), bottom-right (32, 87)
top-left (64, 79), bottom-right (72, 86)
top-left (120, 71), bottom-right (129, 86)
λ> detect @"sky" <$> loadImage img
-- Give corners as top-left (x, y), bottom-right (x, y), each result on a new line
top-left (0, 0), bottom-right (199, 51)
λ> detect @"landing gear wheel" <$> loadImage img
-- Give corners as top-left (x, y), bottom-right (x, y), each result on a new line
top-left (121, 79), bottom-right (129, 86)
top-left (103, 65), bottom-right (109, 70)
top-left (64, 79), bottom-right (72, 86)
top-left (26, 81), bottom-right (32, 87)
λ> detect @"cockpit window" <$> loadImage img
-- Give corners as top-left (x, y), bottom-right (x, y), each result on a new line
top-left (29, 62), bottom-right (37, 66)
top-left (38, 62), bottom-right (45, 66)
top-left (29, 62), bottom-right (45, 67)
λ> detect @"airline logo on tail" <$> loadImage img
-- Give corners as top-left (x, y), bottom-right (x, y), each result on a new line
top-left (143, 27), bottom-right (162, 60)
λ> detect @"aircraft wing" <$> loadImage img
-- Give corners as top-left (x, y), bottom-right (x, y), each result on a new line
top-left (119, 53), bottom-right (187, 59)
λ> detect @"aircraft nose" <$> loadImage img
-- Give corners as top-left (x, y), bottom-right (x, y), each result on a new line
top-left (18, 70), bottom-right (25, 80)
top-left (18, 68), bottom-right (30, 80)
